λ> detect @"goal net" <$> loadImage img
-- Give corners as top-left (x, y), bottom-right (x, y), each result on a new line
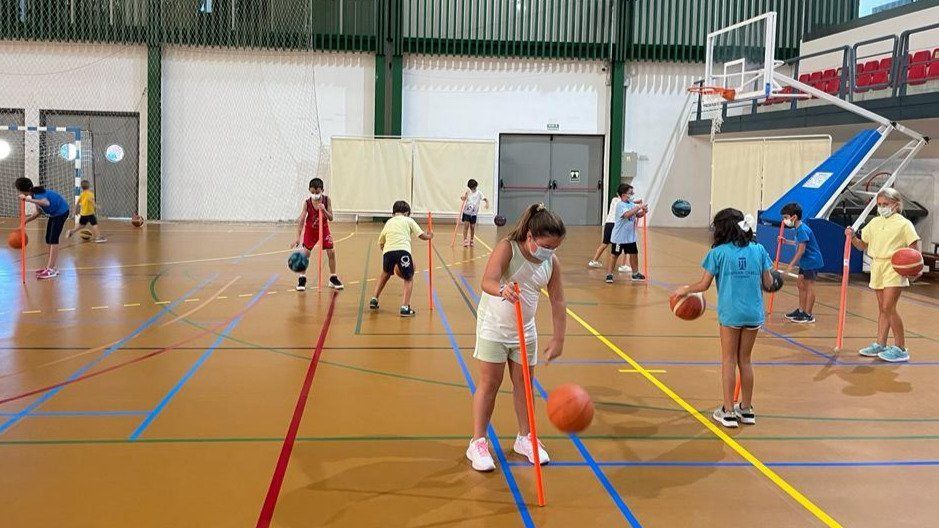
top-left (0, 123), bottom-right (86, 222)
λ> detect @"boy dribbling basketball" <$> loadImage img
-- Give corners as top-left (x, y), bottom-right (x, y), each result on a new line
top-left (293, 178), bottom-right (343, 291)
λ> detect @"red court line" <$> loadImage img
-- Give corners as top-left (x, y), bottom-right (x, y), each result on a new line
top-left (256, 290), bottom-right (339, 528)
top-left (0, 307), bottom-right (256, 407)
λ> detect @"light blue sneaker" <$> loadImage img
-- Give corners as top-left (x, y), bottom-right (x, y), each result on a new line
top-left (877, 346), bottom-right (910, 363)
top-left (858, 342), bottom-right (886, 357)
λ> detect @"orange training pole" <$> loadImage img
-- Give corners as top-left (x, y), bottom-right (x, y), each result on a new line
top-left (835, 235), bottom-right (852, 350)
top-left (19, 199), bottom-right (26, 285)
top-left (427, 212), bottom-right (434, 311)
top-left (767, 223), bottom-right (786, 315)
top-left (450, 198), bottom-right (466, 248)
top-left (512, 282), bottom-right (546, 506)
top-left (733, 375), bottom-right (741, 403)
top-left (641, 214), bottom-right (650, 285)
top-left (317, 208), bottom-right (324, 290)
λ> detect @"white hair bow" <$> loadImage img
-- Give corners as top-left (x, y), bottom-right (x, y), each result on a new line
top-left (738, 214), bottom-right (756, 233)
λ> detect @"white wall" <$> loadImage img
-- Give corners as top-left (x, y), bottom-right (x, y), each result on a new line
top-left (402, 55), bottom-right (610, 216)
top-left (891, 158), bottom-right (939, 247)
top-left (799, 5), bottom-right (939, 72)
top-left (161, 48), bottom-right (374, 221)
top-left (623, 61), bottom-right (713, 227)
top-left (0, 40), bottom-right (148, 212)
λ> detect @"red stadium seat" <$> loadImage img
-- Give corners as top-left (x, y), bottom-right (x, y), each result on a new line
top-left (870, 70), bottom-right (889, 88)
top-left (856, 62), bottom-right (865, 74)
top-left (907, 64), bottom-right (927, 85)
top-left (856, 73), bottom-right (872, 92)
top-left (911, 50), bottom-right (931, 64)
top-left (810, 71), bottom-right (823, 82)
top-left (879, 57), bottom-right (892, 72)
top-left (825, 78), bottom-right (842, 94)
top-left (798, 73), bottom-right (811, 84)
top-left (927, 62), bottom-right (939, 81)
top-left (823, 68), bottom-right (837, 79)
top-left (863, 60), bottom-right (881, 72)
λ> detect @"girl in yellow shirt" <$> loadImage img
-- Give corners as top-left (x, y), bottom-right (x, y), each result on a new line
top-left (846, 188), bottom-right (921, 362)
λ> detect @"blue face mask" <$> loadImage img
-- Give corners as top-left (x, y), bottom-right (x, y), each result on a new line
top-left (528, 239), bottom-right (556, 262)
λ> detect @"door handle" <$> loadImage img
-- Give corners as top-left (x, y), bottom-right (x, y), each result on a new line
top-left (499, 178), bottom-right (504, 189)
top-left (597, 179), bottom-right (602, 190)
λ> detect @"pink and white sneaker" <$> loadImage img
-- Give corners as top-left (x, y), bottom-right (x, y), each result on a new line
top-left (466, 437), bottom-right (496, 472)
top-left (513, 433), bottom-right (550, 465)
top-left (37, 268), bottom-right (59, 280)
top-left (462, 239), bottom-right (471, 247)
top-left (35, 268), bottom-right (49, 277)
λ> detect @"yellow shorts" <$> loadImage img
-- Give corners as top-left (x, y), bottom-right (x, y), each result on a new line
top-left (473, 337), bottom-right (538, 366)
top-left (869, 258), bottom-right (909, 290)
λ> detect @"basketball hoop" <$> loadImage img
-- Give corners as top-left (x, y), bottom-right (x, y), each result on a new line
top-left (688, 86), bottom-right (735, 141)
top-left (687, 85), bottom-right (737, 101)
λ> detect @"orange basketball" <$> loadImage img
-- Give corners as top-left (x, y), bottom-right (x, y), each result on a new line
top-left (131, 214), bottom-right (144, 228)
top-left (547, 383), bottom-right (594, 433)
top-left (891, 248), bottom-right (923, 277)
top-left (669, 292), bottom-right (705, 320)
top-left (7, 230), bottom-right (27, 249)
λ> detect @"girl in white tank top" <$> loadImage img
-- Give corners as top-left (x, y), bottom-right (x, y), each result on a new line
top-left (466, 204), bottom-right (569, 473)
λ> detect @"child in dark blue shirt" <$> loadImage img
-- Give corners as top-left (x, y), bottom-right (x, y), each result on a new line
top-left (780, 203), bottom-right (824, 324)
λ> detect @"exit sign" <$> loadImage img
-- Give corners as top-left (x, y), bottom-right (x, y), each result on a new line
top-left (547, 123), bottom-right (559, 131)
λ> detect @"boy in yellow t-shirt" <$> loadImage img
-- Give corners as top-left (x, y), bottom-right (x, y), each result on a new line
top-left (66, 180), bottom-right (106, 243)
top-left (369, 200), bottom-right (434, 317)
top-left (846, 188), bottom-right (920, 363)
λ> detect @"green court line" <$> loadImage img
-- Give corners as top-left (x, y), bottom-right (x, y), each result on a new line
top-left (145, 267), bottom-right (939, 428)
top-left (355, 243), bottom-right (373, 335)
top-left (5, 433), bottom-right (939, 447)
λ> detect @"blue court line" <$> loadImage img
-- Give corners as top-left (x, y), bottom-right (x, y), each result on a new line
top-left (508, 459), bottom-right (939, 468)
top-left (128, 275), bottom-right (278, 441)
top-left (0, 279), bottom-right (212, 436)
top-left (21, 410), bottom-right (148, 417)
top-left (431, 286), bottom-right (534, 528)
top-left (457, 273), bottom-right (642, 527)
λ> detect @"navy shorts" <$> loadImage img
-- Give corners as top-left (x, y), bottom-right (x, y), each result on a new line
top-left (461, 213), bottom-right (478, 225)
top-left (79, 214), bottom-right (98, 226)
top-left (383, 250), bottom-right (415, 280)
top-left (45, 213), bottom-right (69, 245)
top-left (601, 222), bottom-right (614, 244)
top-left (611, 242), bottom-right (638, 256)
top-left (799, 268), bottom-right (820, 280)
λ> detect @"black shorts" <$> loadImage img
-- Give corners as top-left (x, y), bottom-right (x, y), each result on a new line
top-left (461, 213), bottom-right (478, 225)
top-left (601, 223), bottom-right (614, 244)
top-left (45, 214), bottom-right (69, 245)
top-left (79, 214), bottom-right (98, 226)
top-left (799, 268), bottom-right (820, 280)
top-left (610, 242), bottom-right (638, 256)
top-left (383, 250), bottom-right (415, 280)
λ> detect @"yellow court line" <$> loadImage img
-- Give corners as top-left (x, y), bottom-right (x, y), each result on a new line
top-left (619, 369), bottom-right (666, 373)
top-left (473, 235), bottom-right (494, 252)
top-left (57, 308), bottom-right (75, 312)
top-left (123, 303), bottom-right (141, 308)
top-left (22, 310), bottom-right (41, 314)
top-left (91, 306), bottom-right (108, 310)
top-left (562, 305), bottom-right (842, 527)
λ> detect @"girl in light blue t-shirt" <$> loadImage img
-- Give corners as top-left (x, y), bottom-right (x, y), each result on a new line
top-left (672, 208), bottom-right (775, 429)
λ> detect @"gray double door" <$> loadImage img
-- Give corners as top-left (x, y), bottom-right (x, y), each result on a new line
top-left (41, 111), bottom-right (139, 218)
top-left (498, 134), bottom-right (604, 227)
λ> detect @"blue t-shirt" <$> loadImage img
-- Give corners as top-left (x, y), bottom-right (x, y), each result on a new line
top-left (789, 223), bottom-right (824, 271)
top-left (610, 200), bottom-right (637, 244)
top-left (33, 189), bottom-right (70, 217)
top-left (702, 242), bottom-right (773, 327)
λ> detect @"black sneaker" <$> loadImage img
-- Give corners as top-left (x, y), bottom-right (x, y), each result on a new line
top-left (400, 305), bottom-right (416, 317)
top-left (795, 312), bottom-right (815, 324)
top-left (328, 275), bottom-right (344, 290)
top-left (296, 276), bottom-right (307, 292)
top-left (605, 274), bottom-right (614, 284)
top-left (369, 297), bottom-right (379, 310)
top-left (785, 309), bottom-right (803, 321)
top-left (631, 272), bottom-right (646, 282)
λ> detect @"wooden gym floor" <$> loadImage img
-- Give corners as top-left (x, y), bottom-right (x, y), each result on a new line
top-left (1, 219), bottom-right (938, 527)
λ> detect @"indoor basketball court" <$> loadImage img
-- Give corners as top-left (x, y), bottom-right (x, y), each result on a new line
top-left (3, 2), bottom-right (939, 527)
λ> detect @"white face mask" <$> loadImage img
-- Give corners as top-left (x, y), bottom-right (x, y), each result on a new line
top-left (877, 205), bottom-right (894, 218)
top-left (311, 192), bottom-right (322, 200)
top-left (528, 239), bottom-right (556, 262)
top-left (783, 218), bottom-right (794, 227)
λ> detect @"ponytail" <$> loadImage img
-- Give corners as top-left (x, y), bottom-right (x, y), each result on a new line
top-left (505, 203), bottom-right (566, 243)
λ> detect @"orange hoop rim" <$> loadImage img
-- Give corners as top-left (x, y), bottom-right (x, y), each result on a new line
top-left (687, 85), bottom-right (736, 101)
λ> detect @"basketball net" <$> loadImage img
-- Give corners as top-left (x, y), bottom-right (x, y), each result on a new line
top-left (688, 86), bottom-right (735, 141)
